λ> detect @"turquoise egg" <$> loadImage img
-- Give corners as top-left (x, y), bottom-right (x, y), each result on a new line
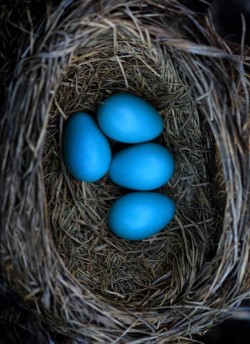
top-left (97, 93), bottom-right (163, 143)
top-left (109, 143), bottom-right (174, 190)
top-left (108, 192), bottom-right (175, 240)
top-left (62, 112), bottom-right (111, 182)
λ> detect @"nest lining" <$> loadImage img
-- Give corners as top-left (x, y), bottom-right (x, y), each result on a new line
top-left (42, 24), bottom-right (223, 310)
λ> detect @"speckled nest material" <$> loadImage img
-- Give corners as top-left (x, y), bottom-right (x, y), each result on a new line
top-left (1, 1), bottom-right (250, 343)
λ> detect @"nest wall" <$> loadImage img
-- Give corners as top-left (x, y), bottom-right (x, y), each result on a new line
top-left (1, 1), bottom-right (250, 343)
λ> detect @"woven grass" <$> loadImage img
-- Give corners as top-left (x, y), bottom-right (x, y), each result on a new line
top-left (1, 0), bottom-right (250, 343)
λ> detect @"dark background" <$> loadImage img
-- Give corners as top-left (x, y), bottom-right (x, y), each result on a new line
top-left (181, 0), bottom-right (250, 44)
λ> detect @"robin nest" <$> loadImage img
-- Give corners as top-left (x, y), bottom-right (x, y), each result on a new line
top-left (1, 1), bottom-right (250, 343)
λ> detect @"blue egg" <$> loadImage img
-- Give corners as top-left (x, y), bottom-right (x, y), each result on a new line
top-left (97, 93), bottom-right (163, 143)
top-left (108, 192), bottom-right (175, 240)
top-left (63, 112), bottom-right (111, 182)
top-left (109, 143), bottom-right (174, 190)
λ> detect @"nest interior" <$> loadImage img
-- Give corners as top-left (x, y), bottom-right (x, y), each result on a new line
top-left (43, 23), bottom-right (224, 310)
top-left (1, 1), bottom-right (250, 343)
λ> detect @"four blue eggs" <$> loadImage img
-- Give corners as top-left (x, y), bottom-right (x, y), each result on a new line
top-left (63, 93), bottom-right (176, 240)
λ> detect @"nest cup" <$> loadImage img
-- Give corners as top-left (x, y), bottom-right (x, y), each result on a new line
top-left (1, 1), bottom-right (250, 342)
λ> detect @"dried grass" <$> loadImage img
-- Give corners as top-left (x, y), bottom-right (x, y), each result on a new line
top-left (43, 31), bottom-right (222, 310)
top-left (1, 0), bottom-right (250, 343)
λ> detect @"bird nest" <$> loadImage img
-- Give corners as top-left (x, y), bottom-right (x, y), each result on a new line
top-left (1, 1), bottom-right (250, 343)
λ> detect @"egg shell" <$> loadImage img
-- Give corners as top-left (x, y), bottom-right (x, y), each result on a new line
top-left (109, 143), bottom-right (174, 190)
top-left (63, 112), bottom-right (111, 182)
top-left (108, 192), bottom-right (176, 240)
top-left (97, 93), bottom-right (163, 143)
